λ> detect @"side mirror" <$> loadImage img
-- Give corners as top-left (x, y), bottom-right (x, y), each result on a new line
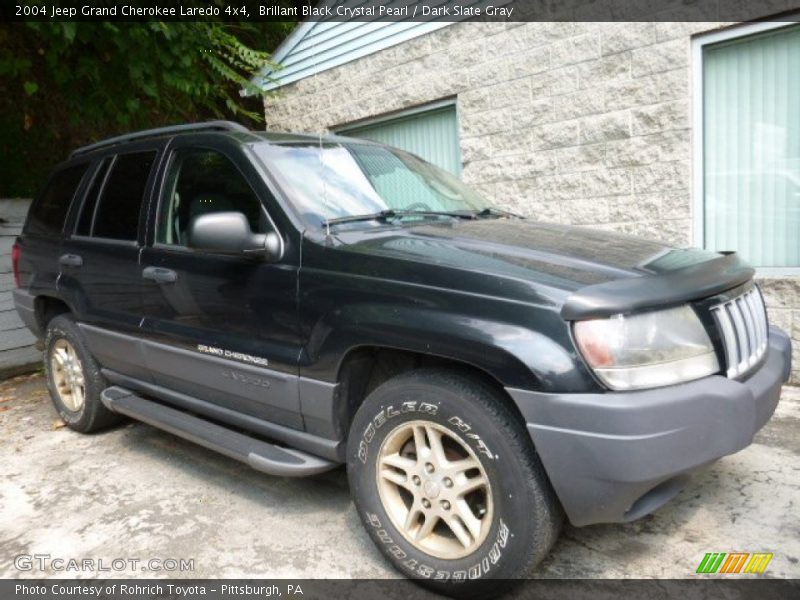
top-left (187, 211), bottom-right (283, 261)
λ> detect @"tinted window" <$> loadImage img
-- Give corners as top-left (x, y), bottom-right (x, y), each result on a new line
top-left (75, 158), bottom-right (112, 237)
top-left (26, 163), bottom-right (89, 237)
top-left (92, 151), bottom-right (156, 241)
top-left (157, 148), bottom-right (266, 246)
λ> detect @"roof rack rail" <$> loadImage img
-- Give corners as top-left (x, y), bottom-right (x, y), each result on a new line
top-left (70, 121), bottom-right (250, 157)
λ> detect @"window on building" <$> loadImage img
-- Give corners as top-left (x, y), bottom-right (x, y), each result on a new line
top-left (699, 23), bottom-right (800, 270)
top-left (337, 103), bottom-right (461, 176)
top-left (25, 163), bottom-right (89, 237)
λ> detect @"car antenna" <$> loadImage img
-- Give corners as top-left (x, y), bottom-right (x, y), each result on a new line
top-left (320, 117), bottom-right (329, 237)
top-left (310, 34), bottom-right (331, 238)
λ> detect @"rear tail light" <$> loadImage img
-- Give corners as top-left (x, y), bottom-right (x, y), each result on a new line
top-left (11, 240), bottom-right (21, 288)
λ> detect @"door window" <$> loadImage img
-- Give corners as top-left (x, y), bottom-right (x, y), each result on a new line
top-left (75, 157), bottom-right (112, 237)
top-left (157, 148), bottom-right (267, 246)
top-left (75, 151), bottom-right (156, 241)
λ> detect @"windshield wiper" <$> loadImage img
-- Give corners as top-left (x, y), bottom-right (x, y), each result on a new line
top-left (436, 207), bottom-right (525, 220)
top-left (473, 207), bottom-right (524, 219)
top-left (322, 209), bottom-right (473, 229)
top-left (321, 207), bottom-right (523, 231)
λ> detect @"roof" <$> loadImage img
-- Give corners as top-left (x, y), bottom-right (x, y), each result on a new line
top-left (253, 4), bottom-right (456, 91)
top-left (246, 131), bottom-right (378, 145)
top-left (67, 121), bottom-right (379, 160)
top-left (70, 121), bottom-right (252, 158)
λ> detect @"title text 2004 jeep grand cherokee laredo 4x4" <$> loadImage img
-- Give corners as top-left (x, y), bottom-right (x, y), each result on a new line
top-left (12, 122), bottom-right (792, 595)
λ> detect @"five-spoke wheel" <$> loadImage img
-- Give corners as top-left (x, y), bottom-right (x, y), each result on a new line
top-left (44, 314), bottom-right (121, 432)
top-left (348, 369), bottom-right (562, 594)
top-left (49, 338), bottom-right (86, 412)
top-left (376, 420), bottom-right (493, 559)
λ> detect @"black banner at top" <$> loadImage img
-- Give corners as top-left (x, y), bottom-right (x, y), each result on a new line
top-left (3, 0), bottom-right (800, 23)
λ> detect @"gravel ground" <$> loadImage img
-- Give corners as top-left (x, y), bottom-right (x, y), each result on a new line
top-left (1, 372), bottom-right (798, 583)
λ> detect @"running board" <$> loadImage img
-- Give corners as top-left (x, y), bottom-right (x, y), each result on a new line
top-left (101, 386), bottom-right (337, 477)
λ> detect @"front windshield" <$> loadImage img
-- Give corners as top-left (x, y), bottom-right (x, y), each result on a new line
top-left (254, 141), bottom-right (491, 227)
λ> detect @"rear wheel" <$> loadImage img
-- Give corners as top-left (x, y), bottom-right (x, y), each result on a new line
top-left (347, 369), bottom-right (562, 597)
top-left (49, 338), bottom-right (86, 412)
top-left (44, 314), bottom-right (121, 433)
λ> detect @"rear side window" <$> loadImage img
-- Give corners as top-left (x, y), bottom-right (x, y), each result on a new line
top-left (25, 163), bottom-right (89, 237)
top-left (85, 151), bottom-right (156, 241)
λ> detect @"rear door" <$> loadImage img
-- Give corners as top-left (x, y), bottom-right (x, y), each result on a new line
top-left (58, 143), bottom-right (163, 380)
top-left (18, 162), bottom-right (91, 295)
top-left (138, 136), bottom-right (303, 428)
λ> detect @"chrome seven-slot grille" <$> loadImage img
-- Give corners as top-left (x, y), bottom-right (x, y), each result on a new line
top-left (710, 286), bottom-right (769, 378)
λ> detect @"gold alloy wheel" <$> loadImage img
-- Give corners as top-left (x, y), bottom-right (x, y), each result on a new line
top-left (50, 339), bottom-right (86, 412)
top-left (376, 420), bottom-right (493, 560)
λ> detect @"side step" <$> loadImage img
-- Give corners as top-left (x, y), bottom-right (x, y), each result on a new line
top-left (101, 386), bottom-right (337, 477)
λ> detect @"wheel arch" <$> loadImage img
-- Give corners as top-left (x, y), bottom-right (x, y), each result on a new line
top-left (34, 294), bottom-right (73, 335)
top-left (334, 345), bottom-right (531, 444)
top-left (303, 306), bottom-right (585, 443)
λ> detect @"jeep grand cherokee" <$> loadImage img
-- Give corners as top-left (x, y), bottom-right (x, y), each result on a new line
top-left (12, 121), bottom-right (792, 595)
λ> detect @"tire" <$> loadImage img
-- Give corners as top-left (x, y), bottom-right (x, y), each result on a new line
top-left (43, 314), bottom-right (122, 433)
top-left (347, 368), bottom-right (562, 598)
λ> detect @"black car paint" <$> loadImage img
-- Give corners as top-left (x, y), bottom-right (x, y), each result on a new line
top-left (14, 133), bottom-right (752, 454)
top-left (137, 135), bottom-right (304, 427)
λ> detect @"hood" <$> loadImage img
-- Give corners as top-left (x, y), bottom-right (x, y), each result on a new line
top-left (332, 218), bottom-right (724, 291)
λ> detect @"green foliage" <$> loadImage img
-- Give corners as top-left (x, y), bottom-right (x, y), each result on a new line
top-left (0, 17), bottom-right (293, 196)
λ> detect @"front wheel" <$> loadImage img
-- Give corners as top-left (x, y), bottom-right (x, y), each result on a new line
top-left (347, 369), bottom-right (562, 597)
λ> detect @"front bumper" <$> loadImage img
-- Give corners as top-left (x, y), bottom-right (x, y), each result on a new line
top-left (507, 325), bottom-right (792, 526)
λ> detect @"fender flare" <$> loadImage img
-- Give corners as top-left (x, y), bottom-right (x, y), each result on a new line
top-left (303, 303), bottom-right (583, 392)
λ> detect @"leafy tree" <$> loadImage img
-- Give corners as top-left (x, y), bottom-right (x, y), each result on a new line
top-left (0, 18), bottom-right (293, 196)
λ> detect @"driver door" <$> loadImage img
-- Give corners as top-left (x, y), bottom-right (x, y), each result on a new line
top-left (138, 137), bottom-right (303, 428)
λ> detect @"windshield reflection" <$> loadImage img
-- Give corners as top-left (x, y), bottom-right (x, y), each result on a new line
top-left (255, 141), bottom-right (490, 228)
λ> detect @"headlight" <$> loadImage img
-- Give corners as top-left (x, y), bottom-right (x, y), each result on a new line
top-left (573, 305), bottom-right (719, 391)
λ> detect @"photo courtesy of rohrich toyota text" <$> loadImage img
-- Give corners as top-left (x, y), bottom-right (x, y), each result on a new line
top-left (15, 583), bottom-right (298, 596)
top-left (1, 1), bottom-right (798, 599)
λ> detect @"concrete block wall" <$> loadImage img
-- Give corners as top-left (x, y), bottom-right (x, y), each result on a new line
top-left (263, 22), bottom-right (708, 240)
top-left (263, 21), bottom-right (798, 384)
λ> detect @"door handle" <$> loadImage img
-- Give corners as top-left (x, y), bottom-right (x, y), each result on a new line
top-left (59, 253), bottom-right (83, 268)
top-left (142, 266), bottom-right (178, 284)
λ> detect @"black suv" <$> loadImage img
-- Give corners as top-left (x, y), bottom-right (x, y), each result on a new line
top-left (12, 121), bottom-right (792, 593)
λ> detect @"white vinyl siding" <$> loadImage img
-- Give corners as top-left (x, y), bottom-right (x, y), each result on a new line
top-left (337, 104), bottom-right (461, 176)
top-left (697, 23), bottom-right (800, 271)
top-left (256, 20), bottom-right (450, 91)
top-left (254, 1), bottom-right (515, 91)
